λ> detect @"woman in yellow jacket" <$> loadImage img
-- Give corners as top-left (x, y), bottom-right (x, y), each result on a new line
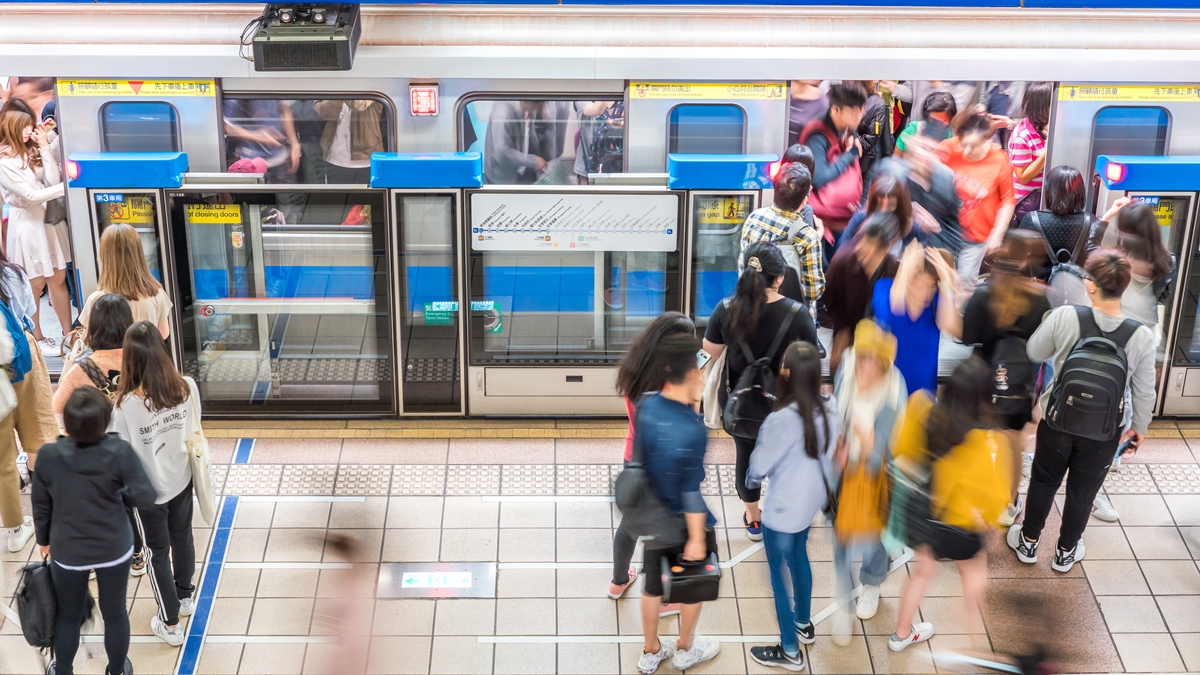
top-left (888, 357), bottom-right (1012, 653)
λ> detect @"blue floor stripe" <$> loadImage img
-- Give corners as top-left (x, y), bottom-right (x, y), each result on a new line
top-left (233, 438), bottom-right (254, 465)
top-left (176, 494), bottom-right (238, 675)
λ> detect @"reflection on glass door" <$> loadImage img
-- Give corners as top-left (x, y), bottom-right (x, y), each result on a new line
top-left (396, 193), bottom-right (461, 413)
top-left (689, 192), bottom-right (754, 325)
top-left (92, 191), bottom-right (165, 283)
top-left (167, 189), bottom-right (393, 414)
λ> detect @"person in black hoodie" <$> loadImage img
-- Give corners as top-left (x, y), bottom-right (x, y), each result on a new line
top-left (32, 387), bottom-right (157, 675)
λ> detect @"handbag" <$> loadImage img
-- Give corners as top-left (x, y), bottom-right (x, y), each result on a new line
top-left (660, 551), bottom-right (721, 604)
top-left (185, 394), bottom-right (218, 526)
top-left (701, 347), bottom-right (726, 431)
top-left (43, 197), bottom-right (66, 226)
top-left (834, 459), bottom-right (888, 541)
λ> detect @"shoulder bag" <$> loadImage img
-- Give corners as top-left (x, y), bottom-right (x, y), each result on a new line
top-left (185, 393), bottom-right (218, 526)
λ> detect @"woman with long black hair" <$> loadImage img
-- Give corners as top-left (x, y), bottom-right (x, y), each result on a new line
top-left (703, 243), bottom-right (817, 540)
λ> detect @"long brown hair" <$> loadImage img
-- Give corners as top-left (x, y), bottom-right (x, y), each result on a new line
top-left (774, 341), bottom-right (828, 460)
top-left (99, 223), bottom-right (163, 301)
top-left (1117, 201), bottom-right (1173, 282)
top-left (116, 321), bottom-right (190, 412)
top-left (0, 110), bottom-right (40, 169)
top-left (988, 230), bottom-right (1043, 328)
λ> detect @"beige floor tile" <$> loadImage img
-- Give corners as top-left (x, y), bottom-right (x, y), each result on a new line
top-left (439, 529), bottom-right (498, 562)
top-left (1124, 526), bottom-right (1192, 559)
top-left (196, 641), bottom-right (244, 675)
top-left (696, 597), bottom-right (744, 635)
top-left (736, 597), bottom-right (779, 637)
top-left (1108, 495), bottom-right (1175, 526)
top-left (683, 644), bottom-right (746, 674)
top-left (498, 528), bottom-right (556, 562)
top-left (272, 502), bottom-right (331, 528)
top-left (558, 643), bottom-right (620, 674)
top-left (495, 597), bottom-right (557, 635)
top-left (1165, 494), bottom-right (1200, 526)
top-left (806, 633), bottom-right (873, 674)
top-left (1156, 595), bottom-right (1200, 632)
top-left (1140, 559), bottom-right (1200, 594)
top-left (498, 568), bottom-right (557, 598)
top-left (1112, 633), bottom-right (1186, 673)
top-left (725, 538), bottom-right (767, 565)
top-left (441, 497), bottom-right (499, 529)
top-left (381, 530), bottom-right (441, 562)
top-left (309, 597), bottom-right (374, 637)
top-left (498, 501), bottom-right (556, 528)
top-left (1174, 633), bottom-right (1200, 671)
top-left (124, 642), bottom-right (183, 675)
top-left (556, 529), bottom-right (614, 563)
top-left (316, 565), bottom-right (378, 599)
top-left (248, 598), bottom-right (315, 635)
top-left (918, 596), bottom-right (985, 635)
top-left (384, 497), bottom-right (444, 529)
top-left (880, 563), bottom-right (911, 598)
top-left (256, 569), bottom-right (319, 598)
top-left (812, 601), bottom-right (863, 638)
top-left (329, 497), bottom-right (388, 529)
top-left (429, 636), bottom-right (493, 674)
top-left (866, 635), bottom-right (937, 673)
top-left (1096, 595), bottom-right (1167, 633)
top-left (731, 562), bottom-right (774, 598)
top-left (1081, 560), bottom-right (1150, 595)
top-left (0, 635), bottom-right (50, 674)
top-left (127, 598), bottom-right (161, 635)
top-left (263, 528), bottom-right (326, 563)
top-left (862, 596), bottom-right (903, 635)
top-left (493, 642), bottom-right (556, 674)
top-left (558, 598), bottom-right (618, 634)
top-left (217, 568), bottom-right (261, 597)
top-left (921, 562), bottom-right (964, 597)
top-left (433, 598), bottom-right (495, 636)
top-left (323, 529), bottom-right (383, 563)
top-left (1180, 527), bottom-right (1200, 559)
top-left (372, 598), bottom-right (436, 635)
top-left (208, 597), bottom-right (254, 634)
top-left (235, 501), bottom-right (276, 528)
top-left (557, 501), bottom-right (613, 528)
top-left (616, 597), bottom-right (679, 636)
top-left (1078, 526), bottom-right (1134, 559)
top-left (239, 643), bottom-right (309, 675)
top-left (928, 634), bottom-right (995, 674)
top-left (556, 568), bottom-right (613, 598)
top-left (226, 528), bottom-right (269, 562)
top-left (366, 636), bottom-right (432, 675)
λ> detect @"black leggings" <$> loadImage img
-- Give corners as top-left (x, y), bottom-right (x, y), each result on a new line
top-left (612, 521), bottom-right (637, 584)
top-left (51, 560), bottom-right (130, 675)
top-left (735, 436), bottom-right (761, 503)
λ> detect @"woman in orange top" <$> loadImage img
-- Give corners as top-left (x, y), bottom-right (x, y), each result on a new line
top-left (940, 112), bottom-right (1015, 293)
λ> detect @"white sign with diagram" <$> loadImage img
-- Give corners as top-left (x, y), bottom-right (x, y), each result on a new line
top-left (470, 192), bottom-right (679, 252)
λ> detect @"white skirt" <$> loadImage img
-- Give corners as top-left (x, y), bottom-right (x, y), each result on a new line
top-left (7, 208), bottom-right (70, 279)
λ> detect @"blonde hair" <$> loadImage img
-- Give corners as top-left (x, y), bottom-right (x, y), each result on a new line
top-left (98, 224), bottom-right (162, 301)
top-left (0, 110), bottom-right (39, 169)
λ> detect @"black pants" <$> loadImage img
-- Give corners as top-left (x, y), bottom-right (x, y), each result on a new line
top-left (1021, 421), bottom-right (1117, 551)
top-left (127, 508), bottom-right (143, 555)
top-left (51, 560), bottom-right (130, 675)
top-left (612, 521), bottom-right (637, 584)
top-left (735, 436), bottom-right (761, 503)
top-left (134, 483), bottom-right (195, 625)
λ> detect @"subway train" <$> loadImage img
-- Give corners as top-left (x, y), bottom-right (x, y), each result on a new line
top-left (5, 2), bottom-right (1200, 418)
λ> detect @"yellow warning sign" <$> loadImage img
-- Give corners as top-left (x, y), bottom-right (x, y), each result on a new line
top-left (1154, 200), bottom-right (1175, 226)
top-left (186, 204), bottom-right (242, 224)
top-left (695, 195), bottom-right (751, 226)
top-left (1059, 84), bottom-right (1200, 102)
top-left (107, 196), bottom-right (154, 225)
top-left (631, 82), bottom-right (786, 100)
top-left (57, 80), bottom-right (215, 97)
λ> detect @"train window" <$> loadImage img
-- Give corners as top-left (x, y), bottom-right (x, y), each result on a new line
top-left (1090, 106), bottom-right (1169, 172)
top-left (221, 97), bottom-right (392, 185)
top-left (460, 99), bottom-right (625, 185)
top-left (668, 104), bottom-right (745, 154)
top-left (101, 102), bottom-right (180, 153)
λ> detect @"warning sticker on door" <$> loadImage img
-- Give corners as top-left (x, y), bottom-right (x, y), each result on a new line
top-left (185, 204), bottom-right (242, 224)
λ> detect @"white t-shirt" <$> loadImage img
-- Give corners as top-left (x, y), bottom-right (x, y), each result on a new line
top-left (81, 287), bottom-right (172, 329)
top-left (110, 376), bottom-right (201, 504)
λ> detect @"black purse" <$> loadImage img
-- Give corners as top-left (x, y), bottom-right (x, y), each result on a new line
top-left (43, 197), bottom-right (66, 225)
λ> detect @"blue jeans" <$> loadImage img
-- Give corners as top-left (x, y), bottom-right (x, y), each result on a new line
top-left (763, 525), bottom-right (812, 656)
top-left (833, 536), bottom-right (890, 602)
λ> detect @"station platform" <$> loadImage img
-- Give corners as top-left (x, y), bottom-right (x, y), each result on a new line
top-left (3, 419), bottom-right (1200, 675)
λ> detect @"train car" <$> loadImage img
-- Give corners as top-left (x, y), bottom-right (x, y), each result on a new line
top-left (5, 2), bottom-right (1200, 418)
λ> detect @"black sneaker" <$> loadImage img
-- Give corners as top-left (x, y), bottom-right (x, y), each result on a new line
top-left (750, 644), bottom-right (805, 672)
top-left (105, 658), bottom-right (133, 675)
top-left (795, 621), bottom-right (815, 645)
top-left (1052, 540), bottom-right (1085, 573)
top-left (46, 662), bottom-right (55, 675)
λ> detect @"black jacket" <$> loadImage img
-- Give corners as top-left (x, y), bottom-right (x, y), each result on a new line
top-left (32, 433), bottom-right (157, 568)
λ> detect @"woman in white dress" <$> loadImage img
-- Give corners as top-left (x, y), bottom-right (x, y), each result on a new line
top-left (0, 109), bottom-right (73, 355)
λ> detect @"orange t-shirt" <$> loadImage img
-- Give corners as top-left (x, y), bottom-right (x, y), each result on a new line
top-left (938, 137), bottom-right (1015, 244)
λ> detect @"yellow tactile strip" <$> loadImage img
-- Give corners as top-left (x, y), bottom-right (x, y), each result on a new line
top-left (202, 417), bottom-right (731, 440)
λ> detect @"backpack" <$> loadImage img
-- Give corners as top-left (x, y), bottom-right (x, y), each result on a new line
top-left (612, 398), bottom-right (688, 549)
top-left (1045, 306), bottom-right (1139, 441)
top-left (774, 212), bottom-right (810, 280)
top-left (1027, 212), bottom-right (1089, 309)
top-left (0, 300), bottom-right (31, 384)
top-left (989, 332), bottom-right (1036, 416)
top-left (587, 120), bottom-right (624, 174)
top-left (15, 560), bottom-right (56, 649)
top-left (799, 119), bottom-right (863, 224)
top-left (722, 301), bottom-right (802, 440)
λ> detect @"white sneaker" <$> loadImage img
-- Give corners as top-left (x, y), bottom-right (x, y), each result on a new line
top-left (637, 638), bottom-right (676, 675)
top-left (16, 453), bottom-right (29, 493)
top-left (36, 337), bottom-right (57, 359)
top-left (856, 585), bottom-right (881, 620)
top-left (179, 597), bottom-right (195, 617)
top-left (7, 517), bottom-right (34, 552)
top-left (1006, 523), bottom-right (1038, 564)
top-left (1022, 452), bottom-right (1033, 479)
top-left (151, 616), bottom-right (185, 646)
top-left (672, 636), bottom-right (720, 670)
top-left (998, 497), bottom-right (1024, 528)
top-left (888, 622), bottom-right (934, 652)
top-left (1052, 540), bottom-right (1086, 574)
top-left (1092, 495), bottom-right (1119, 522)
top-left (1110, 456), bottom-right (1122, 473)
top-left (832, 611), bottom-right (852, 646)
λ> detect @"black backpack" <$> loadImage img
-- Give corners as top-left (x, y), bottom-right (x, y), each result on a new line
top-left (1045, 307), bottom-right (1139, 441)
top-left (722, 301), bottom-right (802, 440)
top-left (612, 398), bottom-right (687, 550)
top-left (16, 560), bottom-right (56, 649)
top-left (587, 120), bottom-right (624, 175)
top-left (990, 332), bottom-right (1036, 416)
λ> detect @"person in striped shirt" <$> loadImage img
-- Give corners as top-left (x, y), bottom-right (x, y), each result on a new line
top-left (1008, 82), bottom-right (1053, 203)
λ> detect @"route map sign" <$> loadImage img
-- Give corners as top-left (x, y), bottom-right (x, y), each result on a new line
top-left (470, 192), bottom-right (679, 252)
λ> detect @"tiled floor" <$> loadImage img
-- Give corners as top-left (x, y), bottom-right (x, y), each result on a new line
top-left (4, 432), bottom-right (1200, 674)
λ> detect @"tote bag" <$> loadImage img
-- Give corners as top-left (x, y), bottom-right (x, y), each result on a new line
top-left (186, 394), bottom-right (218, 526)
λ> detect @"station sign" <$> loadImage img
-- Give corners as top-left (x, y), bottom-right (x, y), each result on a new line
top-left (377, 562), bottom-right (497, 599)
top-left (58, 80), bottom-right (215, 97)
top-left (1059, 84), bottom-right (1200, 102)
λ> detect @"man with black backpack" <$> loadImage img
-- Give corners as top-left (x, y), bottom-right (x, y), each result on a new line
top-left (1008, 249), bottom-right (1156, 573)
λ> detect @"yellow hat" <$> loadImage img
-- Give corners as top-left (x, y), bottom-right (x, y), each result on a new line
top-left (853, 320), bottom-right (897, 367)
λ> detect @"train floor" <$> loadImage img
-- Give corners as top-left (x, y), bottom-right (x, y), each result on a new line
top-left (3, 419), bottom-right (1200, 674)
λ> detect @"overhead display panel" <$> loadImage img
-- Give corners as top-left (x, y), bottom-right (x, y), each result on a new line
top-left (469, 192), bottom-right (679, 252)
top-left (58, 80), bottom-right (215, 97)
top-left (1059, 84), bottom-right (1200, 102)
top-left (631, 82), bottom-right (785, 100)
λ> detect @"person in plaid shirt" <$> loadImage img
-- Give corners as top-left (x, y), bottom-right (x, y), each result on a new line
top-left (739, 163), bottom-right (825, 310)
